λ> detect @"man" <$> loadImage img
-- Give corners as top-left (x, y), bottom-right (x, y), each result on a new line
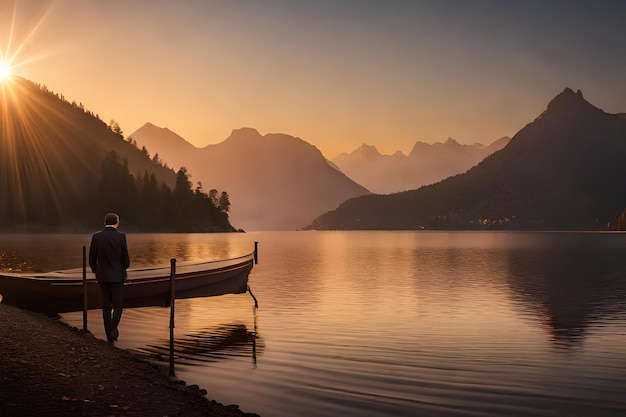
top-left (89, 213), bottom-right (130, 344)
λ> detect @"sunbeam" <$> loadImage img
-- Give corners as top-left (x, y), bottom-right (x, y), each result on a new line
top-left (0, 2), bottom-right (93, 228)
top-left (1, 0), bottom-right (56, 81)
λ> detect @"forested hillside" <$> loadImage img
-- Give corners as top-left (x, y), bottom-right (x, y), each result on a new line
top-left (0, 77), bottom-right (234, 232)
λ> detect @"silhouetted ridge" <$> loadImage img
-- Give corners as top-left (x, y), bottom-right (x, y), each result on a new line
top-left (307, 88), bottom-right (626, 230)
top-left (536, 88), bottom-right (601, 121)
top-left (547, 88), bottom-right (584, 109)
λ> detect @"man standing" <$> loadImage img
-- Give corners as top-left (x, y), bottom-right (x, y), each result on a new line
top-left (89, 213), bottom-right (130, 344)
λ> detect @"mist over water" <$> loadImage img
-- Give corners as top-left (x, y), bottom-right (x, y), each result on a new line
top-left (2, 231), bottom-right (626, 417)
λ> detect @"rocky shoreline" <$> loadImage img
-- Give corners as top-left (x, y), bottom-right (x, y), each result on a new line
top-left (0, 303), bottom-right (260, 417)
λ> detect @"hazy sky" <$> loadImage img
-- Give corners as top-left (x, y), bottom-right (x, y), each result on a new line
top-left (2, 0), bottom-right (625, 158)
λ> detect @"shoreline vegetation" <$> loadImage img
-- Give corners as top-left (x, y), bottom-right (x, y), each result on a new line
top-left (0, 303), bottom-right (260, 417)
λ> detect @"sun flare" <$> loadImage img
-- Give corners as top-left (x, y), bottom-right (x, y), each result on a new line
top-left (0, 61), bottom-right (13, 81)
top-left (1, 1), bottom-right (57, 86)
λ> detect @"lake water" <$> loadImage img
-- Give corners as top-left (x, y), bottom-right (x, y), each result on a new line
top-left (2, 231), bottom-right (626, 416)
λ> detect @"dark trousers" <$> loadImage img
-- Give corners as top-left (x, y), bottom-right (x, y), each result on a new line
top-left (99, 282), bottom-right (124, 337)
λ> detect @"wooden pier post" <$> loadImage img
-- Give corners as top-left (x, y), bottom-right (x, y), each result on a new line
top-left (248, 242), bottom-right (259, 308)
top-left (82, 245), bottom-right (88, 331)
top-left (169, 258), bottom-right (176, 377)
top-left (254, 241), bottom-right (258, 264)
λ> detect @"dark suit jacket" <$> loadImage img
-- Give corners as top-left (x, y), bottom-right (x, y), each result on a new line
top-left (89, 226), bottom-right (130, 283)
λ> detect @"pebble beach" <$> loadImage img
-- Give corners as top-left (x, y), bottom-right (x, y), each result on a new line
top-left (0, 303), bottom-right (260, 417)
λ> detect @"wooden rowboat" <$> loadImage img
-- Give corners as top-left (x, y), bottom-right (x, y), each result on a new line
top-left (0, 251), bottom-right (256, 315)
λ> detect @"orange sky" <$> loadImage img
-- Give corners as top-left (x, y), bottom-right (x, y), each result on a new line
top-left (2, 0), bottom-right (625, 159)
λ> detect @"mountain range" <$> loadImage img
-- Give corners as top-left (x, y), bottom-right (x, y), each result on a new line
top-left (129, 126), bottom-right (508, 231)
top-left (128, 125), bottom-right (369, 230)
top-left (332, 137), bottom-right (509, 194)
top-left (6, 76), bottom-right (615, 232)
top-left (306, 88), bottom-right (626, 230)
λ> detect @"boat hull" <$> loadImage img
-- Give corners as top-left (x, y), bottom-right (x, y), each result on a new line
top-left (0, 255), bottom-right (254, 315)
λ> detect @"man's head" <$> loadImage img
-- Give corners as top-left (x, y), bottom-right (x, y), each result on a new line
top-left (104, 213), bottom-right (120, 228)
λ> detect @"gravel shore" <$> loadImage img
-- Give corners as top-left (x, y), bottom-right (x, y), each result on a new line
top-left (0, 303), bottom-right (260, 417)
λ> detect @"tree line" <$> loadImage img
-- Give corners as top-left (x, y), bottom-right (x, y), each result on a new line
top-left (95, 151), bottom-right (234, 232)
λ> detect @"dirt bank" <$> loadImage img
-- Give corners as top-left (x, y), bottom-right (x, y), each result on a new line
top-left (0, 303), bottom-right (260, 417)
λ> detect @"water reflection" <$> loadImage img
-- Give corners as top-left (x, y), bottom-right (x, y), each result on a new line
top-left (505, 242), bottom-right (626, 349)
top-left (134, 323), bottom-right (263, 366)
top-left (127, 233), bottom-right (241, 267)
top-left (61, 293), bottom-right (261, 369)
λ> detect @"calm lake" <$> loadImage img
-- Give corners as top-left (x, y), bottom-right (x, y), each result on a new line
top-left (2, 231), bottom-right (626, 417)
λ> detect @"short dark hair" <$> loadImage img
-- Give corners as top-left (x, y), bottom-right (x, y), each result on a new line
top-left (104, 213), bottom-right (119, 226)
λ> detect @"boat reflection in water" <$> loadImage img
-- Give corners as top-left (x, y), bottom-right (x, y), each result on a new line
top-left (134, 323), bottom-right (263, 366)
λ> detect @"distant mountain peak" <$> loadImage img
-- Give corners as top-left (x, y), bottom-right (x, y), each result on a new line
top-left (536, 88), bottom-right (600, 121)
top-left (443, 137), bottom-right (461, 146)
top-left (220, 127), bottom-right (264, 147)
top-left (129, 122), bottom-right (194, 147)
top-left (356, 143), bottom-right (381, 157)
top-left (135, 122), bottom-right (170, 133)
top-left (547, 87), bottom-right (585, 109)
top-left (230, 127), bottom-right (261, 137)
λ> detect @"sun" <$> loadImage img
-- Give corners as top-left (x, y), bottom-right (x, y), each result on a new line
top-left (0, 61), bottom-right (12, 82)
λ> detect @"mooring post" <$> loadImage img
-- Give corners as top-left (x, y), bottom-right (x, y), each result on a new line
top-left (248, 242), bottom-right (259, 308)
top-left (169, 258), bottom-right (176, 377)
top-left (252, 307), bottom-right (258, 367)
top-left (82, 245), bottom-right (88, 331)
top-left (254, 241), bottom-right (258, 264)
